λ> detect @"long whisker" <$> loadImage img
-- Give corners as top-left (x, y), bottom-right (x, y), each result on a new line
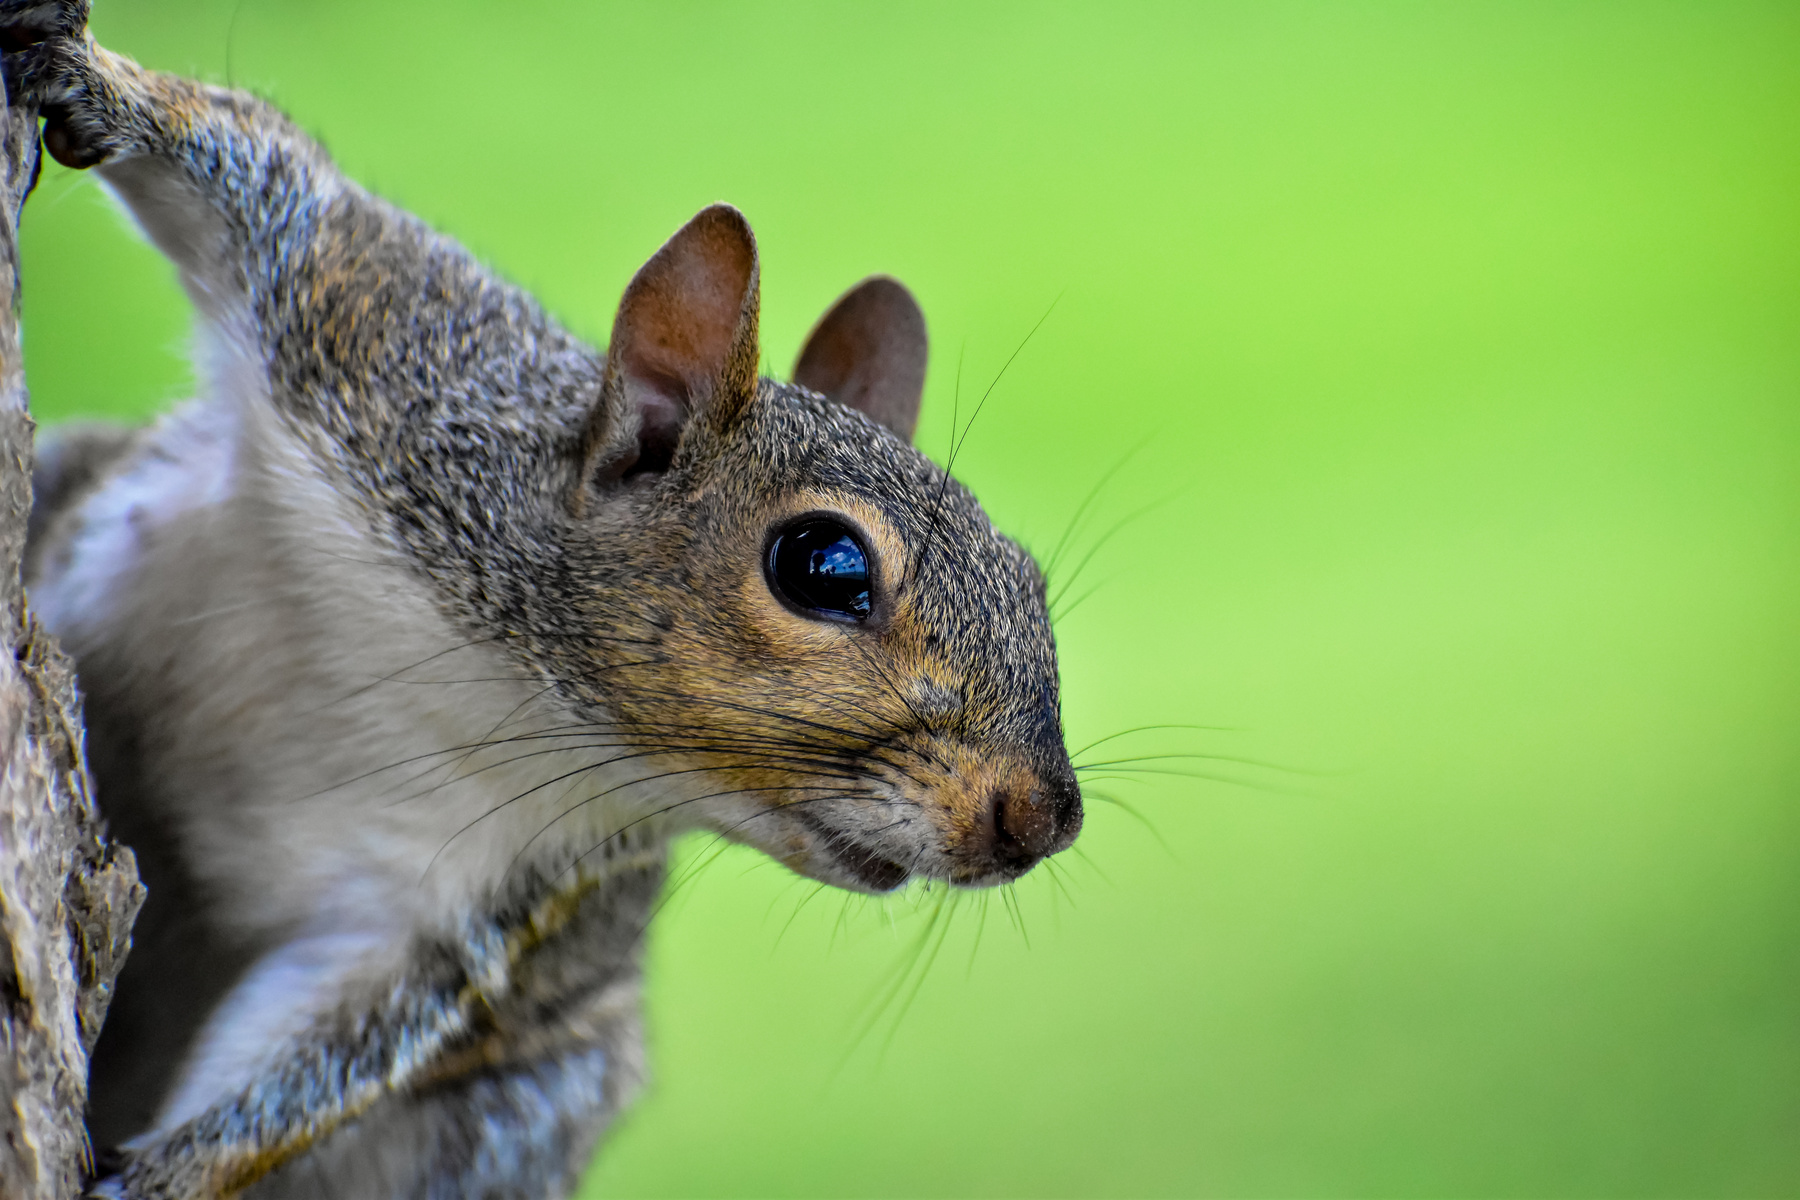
top-left (1067, 723), bottom-right (1241, 760)
top-left (1047, 489), bottom-right (1182, 613)
top-left (1074, 751), bottom-right (1326, 776)
top-left (914, 299), bottom-right (1059, 581)
top-left (1041, 432), bottom-right (1156, 582)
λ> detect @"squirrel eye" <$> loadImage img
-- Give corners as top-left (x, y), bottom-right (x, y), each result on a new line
top-left (766, 518), bottom-right (873, 622)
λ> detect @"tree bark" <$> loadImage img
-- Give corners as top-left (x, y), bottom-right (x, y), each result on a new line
top-left (0, 59), bottom-right (145, 1200)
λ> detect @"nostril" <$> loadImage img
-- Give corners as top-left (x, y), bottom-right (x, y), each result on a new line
top-left (991, 791), bottom-right (1022, 863)
top-left (993, 788), bottom-right (1056, 863)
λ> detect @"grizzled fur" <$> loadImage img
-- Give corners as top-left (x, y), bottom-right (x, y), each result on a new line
top-left (4, 2), bottom-right (1081, 1196)
top-left (103, 861), bottom-right (661, 1198)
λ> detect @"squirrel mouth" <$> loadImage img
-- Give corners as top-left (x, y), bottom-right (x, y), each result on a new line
top-left (793, 811), bottom-right (910, 892)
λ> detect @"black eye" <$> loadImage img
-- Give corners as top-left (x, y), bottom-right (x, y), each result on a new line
top-left (765, 518), bottom-right (873, 622)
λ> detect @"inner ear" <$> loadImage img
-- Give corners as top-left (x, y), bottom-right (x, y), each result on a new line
top-left (793, 275), bottom-right (927, 443)
top-left (582, 204), bottom-right (761, 492)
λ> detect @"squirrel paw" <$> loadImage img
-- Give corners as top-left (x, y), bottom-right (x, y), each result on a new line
top-left (0, 0), bottom-right (87, 52)
top-left (0, 0), bottom-right (122, 169)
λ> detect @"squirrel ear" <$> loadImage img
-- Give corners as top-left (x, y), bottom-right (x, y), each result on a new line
top-left (585, 204), bottom-right (761, 489)
top-left (793, 275), bottom-right (927, 443)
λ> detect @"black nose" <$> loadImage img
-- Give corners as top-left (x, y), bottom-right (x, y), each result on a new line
top-left (991, 774), bottom-right (1082, 871)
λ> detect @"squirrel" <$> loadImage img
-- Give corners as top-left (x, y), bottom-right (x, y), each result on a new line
top-left (3, 2), bottom-right (1082, 1196)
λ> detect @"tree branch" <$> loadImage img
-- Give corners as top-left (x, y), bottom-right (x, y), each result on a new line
top-left (0, 56), bottom-right (144, 1200)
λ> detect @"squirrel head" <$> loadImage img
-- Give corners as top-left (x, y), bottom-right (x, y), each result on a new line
top-left (548, 205), bottom-right (1079, 891)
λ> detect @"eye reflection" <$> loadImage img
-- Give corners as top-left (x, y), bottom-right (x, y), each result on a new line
top-left (766, 518), bottom-right (872, 622)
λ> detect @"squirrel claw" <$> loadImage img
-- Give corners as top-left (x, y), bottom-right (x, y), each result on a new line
top-left (43, 100), bottom-right (104, 166)
top-left (1, 0), bottom-right (107, 172)
top-left (2, 21), bottom-right (118, 170)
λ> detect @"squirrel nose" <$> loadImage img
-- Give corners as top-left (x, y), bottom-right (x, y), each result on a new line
top-left (990, 776), bottom-right (1081, 871)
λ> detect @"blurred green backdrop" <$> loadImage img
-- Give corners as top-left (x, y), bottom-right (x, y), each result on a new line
top-left (19, 2), bottom-right (1799, 1196)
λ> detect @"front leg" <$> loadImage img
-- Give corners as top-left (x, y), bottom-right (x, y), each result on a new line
top-left (2, 1), bottom-right (345, 317)
top-left (230, 1020), bottom-right (641, 1200)
top-left (98, 862), bottom-right (660, 1200)
top-left (0, 0), bottom-right (593, 456)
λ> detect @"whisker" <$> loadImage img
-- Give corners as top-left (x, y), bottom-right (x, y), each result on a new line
top-left (772, 881), bottom-right (830, 948)
top-left (1040, 431), bottom-right (1155, 582)
top-left (873, 888), bottom-right (959, 1064)
top-left (1047, 490), bottom-right (1181, 613)
top-left (488, 757), bottom-right (887, 882)
top-left (1074, 751), bottom-right (1324, 776)
top-left (914, 299), bottom-right (1059, 581)
top-left (1067, 723), bottom-right (1242, 760)
top-left (1082, 789), bottom-right (1172, 855)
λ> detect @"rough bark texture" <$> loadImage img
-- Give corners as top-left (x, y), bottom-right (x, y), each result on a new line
top-left (0, 61), bottom-right (145, 1200)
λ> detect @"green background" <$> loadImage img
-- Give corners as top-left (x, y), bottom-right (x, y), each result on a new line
top-left (19, 2), bottom-right (1799, 1196)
